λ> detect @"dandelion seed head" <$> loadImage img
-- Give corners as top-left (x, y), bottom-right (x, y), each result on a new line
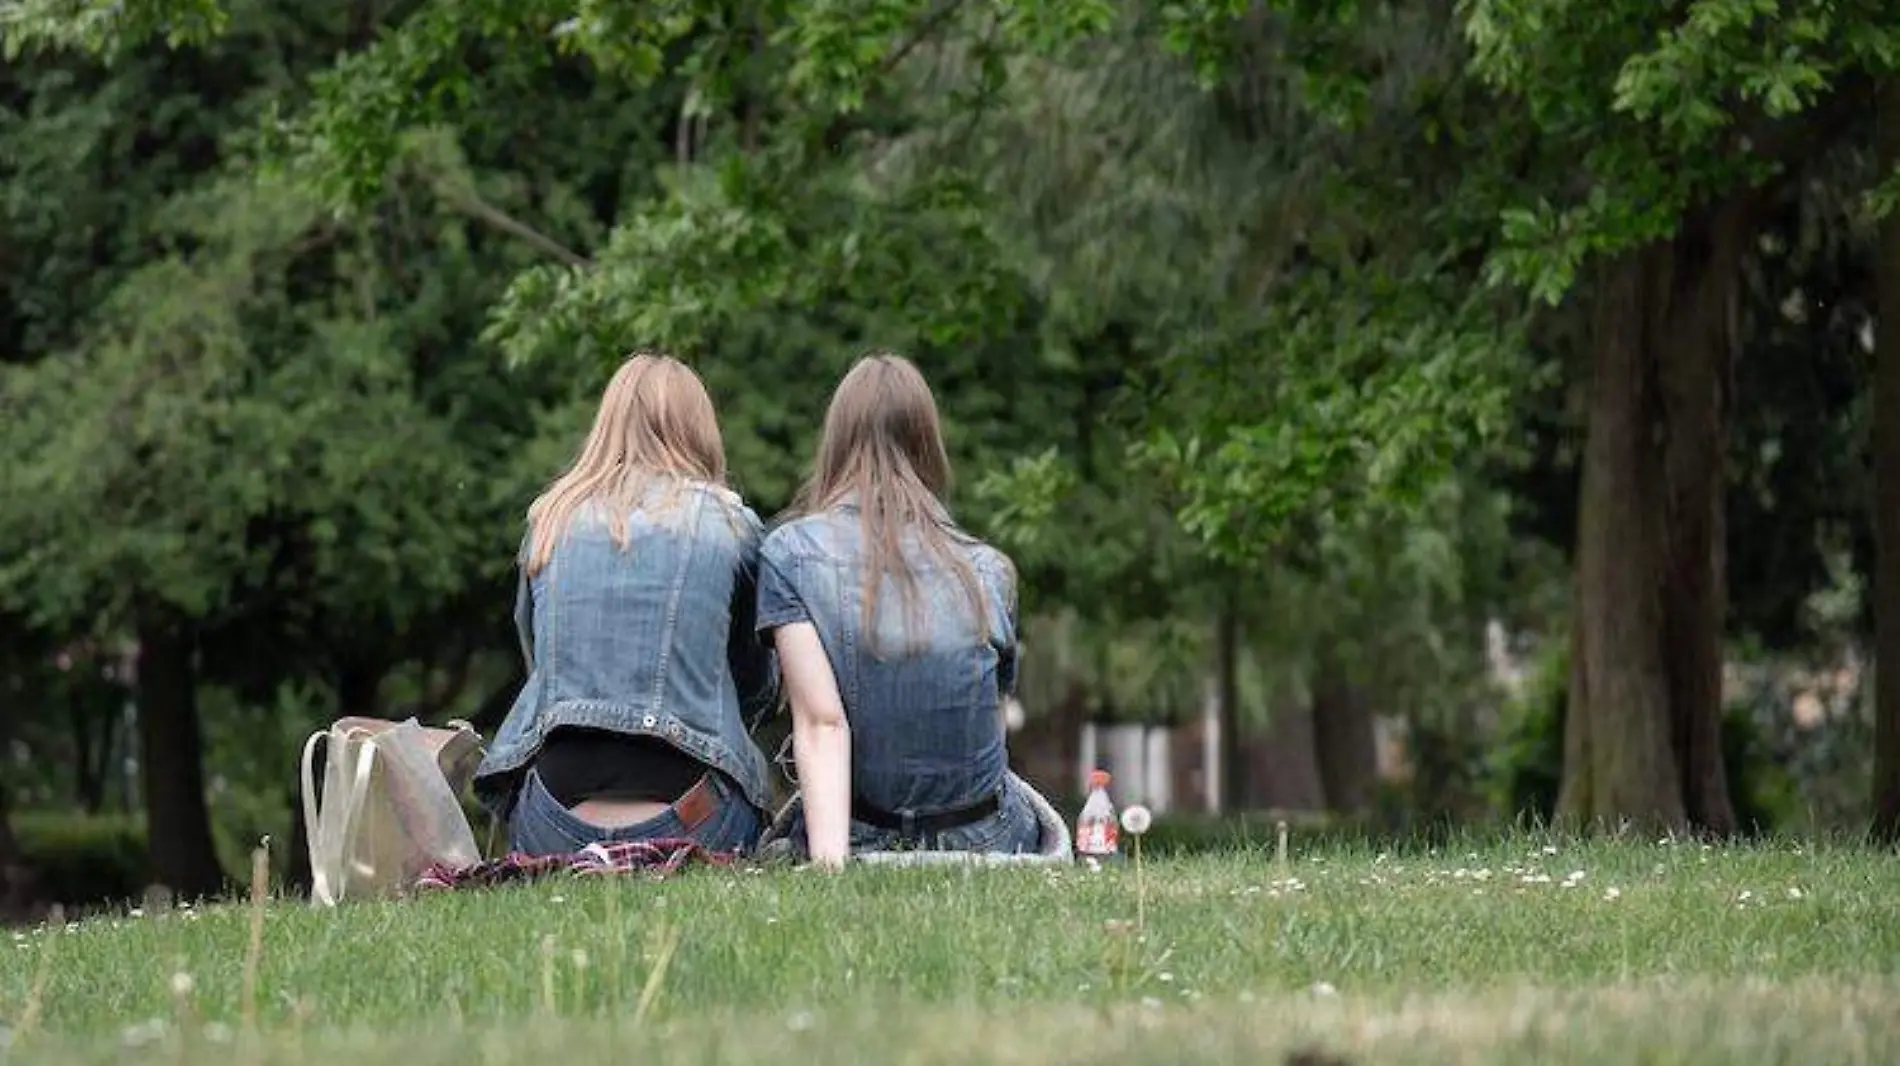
top-left (1119, 805), bottom-right (1153, 835)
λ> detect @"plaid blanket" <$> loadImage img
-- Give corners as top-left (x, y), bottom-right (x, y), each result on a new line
top-left (416, 839), bottom-right (735, 891)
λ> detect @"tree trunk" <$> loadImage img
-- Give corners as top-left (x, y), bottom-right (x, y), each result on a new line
top-left (1873, 78), bottom-right (1900, 845)
top-left (1310, 658), bottom-right (1377, 816)
top-left (0, 787), bottom-right (17, 866)
top-left (136, 614), bottom-right (227, 901)
top-left (1558, 208), bottom-right (1743, 837)
top-left (1250, 688), bottom-right (1326, 810)
top-left (336, 660), bottom-right (385, 718)
top-left (284, 778), bottom-right (314, 897)
top-left (0, 784), bottom-right (40, 924)
top-left (1216, 601), bottom-right (1245, 812)
top-left (70, 685), bottom-right (110, 813)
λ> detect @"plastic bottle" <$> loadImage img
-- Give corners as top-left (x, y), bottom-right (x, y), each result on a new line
top-left (1075, 769), bottom-right (1120, 864)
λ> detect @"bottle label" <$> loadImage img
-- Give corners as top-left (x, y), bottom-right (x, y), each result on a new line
top-left (1076, 820), bottom-right (1119, 855)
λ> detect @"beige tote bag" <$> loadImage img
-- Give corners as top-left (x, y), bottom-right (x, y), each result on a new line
top-left (299, 716), bottom-right (484, 905)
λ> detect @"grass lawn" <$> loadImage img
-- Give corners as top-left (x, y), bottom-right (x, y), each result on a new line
top-left (2, 834), bottom-right (1896, 1064)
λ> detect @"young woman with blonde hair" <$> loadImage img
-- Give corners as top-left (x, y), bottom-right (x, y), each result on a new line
top-left (756, 353), bottom-right (1040, 866)
top-left (475, 353), bottom-right (776, 855)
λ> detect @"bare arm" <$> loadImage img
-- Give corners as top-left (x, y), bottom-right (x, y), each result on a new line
top-left (774, 622), bottom-right (850, 869)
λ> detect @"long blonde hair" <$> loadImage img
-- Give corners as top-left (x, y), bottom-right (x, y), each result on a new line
top-left (791, 353), bottom-right (987, 650)
top-left (523, 352), bottom-right (725, 576)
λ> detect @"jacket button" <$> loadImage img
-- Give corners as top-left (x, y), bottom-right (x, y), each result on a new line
top-left (642, 715), bottom-right (657, 728)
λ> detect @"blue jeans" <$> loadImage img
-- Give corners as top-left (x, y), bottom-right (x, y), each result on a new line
top-left (767, 772), bottom-right (1044, 858)
top-left (508, 768), bottom-right (763, 857)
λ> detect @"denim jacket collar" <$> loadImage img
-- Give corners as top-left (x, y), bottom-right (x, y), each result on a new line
top-left (826, 490), bottom-right (955, 529)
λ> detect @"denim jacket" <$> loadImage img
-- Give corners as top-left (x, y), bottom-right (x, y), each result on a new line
top-left (475, 479), bottom-right (778, 817)
top-left (755, 501), bottom-right (1018, 818)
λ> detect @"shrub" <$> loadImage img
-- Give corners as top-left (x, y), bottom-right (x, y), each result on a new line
top-left (12, 811), bottom-right (147, 909)
top-left (1137, 811), bottom-right (1380, 857)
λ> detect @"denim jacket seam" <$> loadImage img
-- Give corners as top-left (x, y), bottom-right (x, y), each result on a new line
top-left (714, 509), bottom-right (737, 721)
top-left (830, 556), bottom-right (860, 712)
top-left (648, 492), bottom-right (704, 714)
top-left (756, 549), bottom-right (808, 634)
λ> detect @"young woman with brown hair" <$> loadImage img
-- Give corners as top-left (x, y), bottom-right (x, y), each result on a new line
top-left (756, 353), bottom-right (1039, 867)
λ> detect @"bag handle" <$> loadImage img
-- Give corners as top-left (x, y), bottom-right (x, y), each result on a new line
top-left (340, 738), bottom-right (379, 851)
top-left (308, 730), bottom-right (382, 906)
top-left (300, 730), bottom-right (327, 851)
top-left (324, 739), bottom-right (380, 905)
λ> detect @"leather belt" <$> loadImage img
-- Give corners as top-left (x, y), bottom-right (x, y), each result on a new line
top-left (672, 774), bottom-right (720, 830)
top-left (852, 791), bottom-right (1000, 840)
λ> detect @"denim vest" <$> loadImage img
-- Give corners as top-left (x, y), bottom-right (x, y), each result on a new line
top-left (476, 479), bottom-right (778, 817)
top-left (755, 503), bottom-right (1019, 818)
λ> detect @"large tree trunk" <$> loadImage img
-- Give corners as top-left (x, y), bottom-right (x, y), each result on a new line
top-left (1558, 208), bottom-right (1743, 836)
top-left (1310, 658), bottom-right (1377, 816)
top-left (1873, 79), bottom-right (1900, 845)
top-left (70, 683), bottom-right (112, 813)
top-left (0, 789), bottom-right (18, 868)
top-left (336, 659), bottom-right (385, 718)
top-left (1216, 601), bottom-right (1245, 812)
top-left (136, 614), bottom-right (227, 901)
top-left (0, 785), bottom-right (40, 924)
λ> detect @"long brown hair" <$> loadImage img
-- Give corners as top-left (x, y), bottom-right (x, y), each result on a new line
top-left (792, 353), bottom-right (987, 651)
top-left (523, 352), bottom-right (725, 576)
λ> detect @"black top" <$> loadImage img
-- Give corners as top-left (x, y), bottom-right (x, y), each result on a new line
top-left (533, 727), bottom-right (705, 807)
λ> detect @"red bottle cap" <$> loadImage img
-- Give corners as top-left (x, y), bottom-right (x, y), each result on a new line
top-left (1088, 769), bottom-right (1111, 790)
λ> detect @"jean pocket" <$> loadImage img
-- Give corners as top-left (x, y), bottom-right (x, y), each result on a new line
top-left (511, 772), bottom-right (606, 854)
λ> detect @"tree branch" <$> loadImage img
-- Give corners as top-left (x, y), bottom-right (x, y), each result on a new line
top-left (427, 177), bottom-right (592, 269)
top-left (881, 0), bottom-right (966, 76)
